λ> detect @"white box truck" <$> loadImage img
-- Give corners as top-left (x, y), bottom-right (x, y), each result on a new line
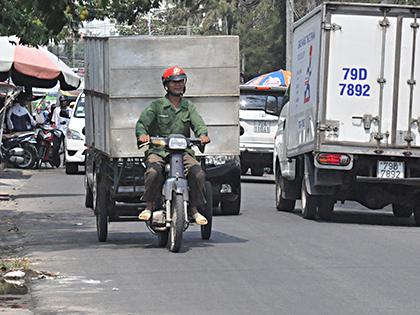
top-left (273, 2), bottom-right (420, 224)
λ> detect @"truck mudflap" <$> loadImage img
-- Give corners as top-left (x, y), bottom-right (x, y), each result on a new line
top-left (303, 154), bottom-right (337, 196)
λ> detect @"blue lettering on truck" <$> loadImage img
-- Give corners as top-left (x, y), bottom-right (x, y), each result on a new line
top-left (339, 68), bottom-right (370, 97)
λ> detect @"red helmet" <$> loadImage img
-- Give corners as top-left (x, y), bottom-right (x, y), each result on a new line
top-left (161, 66), bottom-right (187, 84)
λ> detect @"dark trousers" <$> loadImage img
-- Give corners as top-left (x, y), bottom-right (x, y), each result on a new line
top-left (141, 153), bottom-right (206, 208)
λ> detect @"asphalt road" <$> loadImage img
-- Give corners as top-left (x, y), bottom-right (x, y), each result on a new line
top-left (9, 168), bottom-right (420, 314)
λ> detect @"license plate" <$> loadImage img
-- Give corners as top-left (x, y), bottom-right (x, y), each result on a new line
top-left (377, 161), bottom-right (404, 179)
top-left (254, 121), bottom-right (270, 133)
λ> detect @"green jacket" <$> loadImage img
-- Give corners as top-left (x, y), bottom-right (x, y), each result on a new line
top-left (136, 94), bottom-right (208, 158)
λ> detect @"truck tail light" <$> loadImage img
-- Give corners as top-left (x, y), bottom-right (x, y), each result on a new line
top-left (317, 153), bottom-right (351, 166)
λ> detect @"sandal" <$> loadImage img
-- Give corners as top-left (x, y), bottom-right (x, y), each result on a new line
top-left (138, 209), bottom-right (152, 221)
top-left (192, 213), bottom-right (208, 225)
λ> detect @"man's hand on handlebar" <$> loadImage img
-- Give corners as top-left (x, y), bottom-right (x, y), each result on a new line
top-left (139, 135), bottom-right (150, 144)
top-left (200, 135), bottom-right (210, 144)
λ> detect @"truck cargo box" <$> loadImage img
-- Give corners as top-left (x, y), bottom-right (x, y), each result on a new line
top-left (289, 2), bottom-right (420, 158)
top-left (84, 35), bottom-right (240, 158)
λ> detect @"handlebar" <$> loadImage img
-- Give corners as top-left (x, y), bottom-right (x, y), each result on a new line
top-left (138, 135), bottom-right (209, 153)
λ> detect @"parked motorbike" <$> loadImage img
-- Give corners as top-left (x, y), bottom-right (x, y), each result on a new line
top-left (1, 131), bottom-right (38, 169)
top-left (35, 124), bottom-right (62, 168)
top-left (140, 134), bottom-right (213, 252)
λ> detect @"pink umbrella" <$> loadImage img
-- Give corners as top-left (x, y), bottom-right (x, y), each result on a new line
top-left (0, 36), bottom-right (81, 91)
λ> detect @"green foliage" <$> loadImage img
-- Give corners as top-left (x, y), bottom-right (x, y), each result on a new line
top-left (0, 0), bottom-right (160, 46)
top-left (159, 0), bottom-right (286, 82)
top-left (116, 11), bottom-right (167, 35)
top-left (0, 258), bottom-right (30, 271)
top-left (235, 0), bottom-right (286, 82)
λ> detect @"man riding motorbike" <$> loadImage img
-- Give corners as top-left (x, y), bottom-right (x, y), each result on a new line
top-left (136, 66), bottom-right (210, 225)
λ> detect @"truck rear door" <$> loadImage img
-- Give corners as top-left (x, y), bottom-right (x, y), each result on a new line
top-left (321, 4), bottom-right (420, 156)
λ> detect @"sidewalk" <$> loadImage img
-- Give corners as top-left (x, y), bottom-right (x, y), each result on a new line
top-left (0, 168), bottom-right (35, 315)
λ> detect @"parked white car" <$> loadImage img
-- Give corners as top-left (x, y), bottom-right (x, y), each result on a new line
top-left (64, 93), bottom-right (85, 174)
top-left (239, 85), bottom-right (288, 176)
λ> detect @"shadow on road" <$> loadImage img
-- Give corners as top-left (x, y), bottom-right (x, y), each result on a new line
top-left (241, 174), bottom-right (274, 184)
top-left (289, 207), bottom-right (416, 227)
top-left (14, 193), bottom-right (85, 199)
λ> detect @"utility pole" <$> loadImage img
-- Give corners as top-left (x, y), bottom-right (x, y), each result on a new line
top-left (286, 0), bottom-right (294, 70)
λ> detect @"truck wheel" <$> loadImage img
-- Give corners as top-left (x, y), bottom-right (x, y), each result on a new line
top-left (318, 197), bottom-right (335, 221)
top-left (169, 193), bottom-right (184, 252)
top-left (96, 182), bottom-right (108, 242)
top-left (414, 208), bottom-right (420, 226)
top-left (251, 167), bottom-right (264, 176)
top-left (301, 180), bottom-right (317, 219)
top-left (85, 175), bottom-right (94, 208)
top-left (66, 163), bottom-right (78, 174)
top-left (220, 185), bottom-right (241, 215)
top-left (241, 165), bottom-right (249, 175)
top-left (275, 172), bottom-right (295, 212)
top-left (392, 204), bottom-right (413, 218)
top-left (200, 181), bottom-right (213, 240)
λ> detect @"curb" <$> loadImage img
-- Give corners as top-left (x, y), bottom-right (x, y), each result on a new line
top-left (0, 308), bottom-right (34, 314)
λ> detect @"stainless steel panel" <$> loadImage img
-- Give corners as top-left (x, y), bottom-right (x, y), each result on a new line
top-left (109, 97), bottom-right (239, 130)
top-left (84, 36), bottom-right (239, 158)
top-left (108, 36), bottom-right (238, 69)
top-left (108, 125), bottom-right (239, 158)
top-left (109, 68), bottom-right (239, 98)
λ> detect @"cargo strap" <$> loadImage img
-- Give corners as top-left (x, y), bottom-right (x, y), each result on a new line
top-left (375, 8), bottom-right (391, 154)
top-left (403, 12), bottom-right (419, 156)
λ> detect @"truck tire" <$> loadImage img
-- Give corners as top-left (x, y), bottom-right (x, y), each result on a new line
top-left (392, 204), bottom-right (413, 218)
top-left (318, 197), bottom-right (334, 221)
top-left (65, 163), bottom-right (78, 174)
top-left (220, 185), bottom-right (241, 215)
top-left (301, 180), bottom-right (317, 219)
top-left (169, 193), bottom-right (184, 252)
top-left (96, 182), bottom-right (108, 242)
top-left (241, 165), bottom-right (249, 175)
top-left (414, 208), bottom-right (420, 226)
top-left (251, 167), bottom-right (264, 176)
top-left (85, 175), bottom-right (94, 208)
top-left (275, 172), bottom-right (295, 212)
top-left (200, 181), bottom-right (213, 240)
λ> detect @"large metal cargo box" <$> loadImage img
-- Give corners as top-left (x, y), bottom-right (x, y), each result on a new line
top-left (289, 3), bottom-right (420, 158)
top-left (84, 35), bottom-right (240, 158)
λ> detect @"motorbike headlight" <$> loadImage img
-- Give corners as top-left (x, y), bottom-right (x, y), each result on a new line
top-left (168, 137), bottom-right (187, 149)
top-left (66, 129), bottom-right (83, 140)
top-left (205, 155), bottom-right (233, 166)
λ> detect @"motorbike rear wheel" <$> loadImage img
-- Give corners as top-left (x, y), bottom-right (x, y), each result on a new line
top-left (14, 144), bottom-right (37, 169)
top-left (169, 193), bottom-right (184, 252)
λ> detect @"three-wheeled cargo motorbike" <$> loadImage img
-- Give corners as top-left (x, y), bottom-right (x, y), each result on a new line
top-left (85, 134), bottom-right (213, 252)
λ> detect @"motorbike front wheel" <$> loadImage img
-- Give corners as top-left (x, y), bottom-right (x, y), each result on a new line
top-left (14, 144), bottom-right (37, 169)
top-left (169, 193), bottom-right (185, 253)
top-left (200, 181), bottom-right (213, 240)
